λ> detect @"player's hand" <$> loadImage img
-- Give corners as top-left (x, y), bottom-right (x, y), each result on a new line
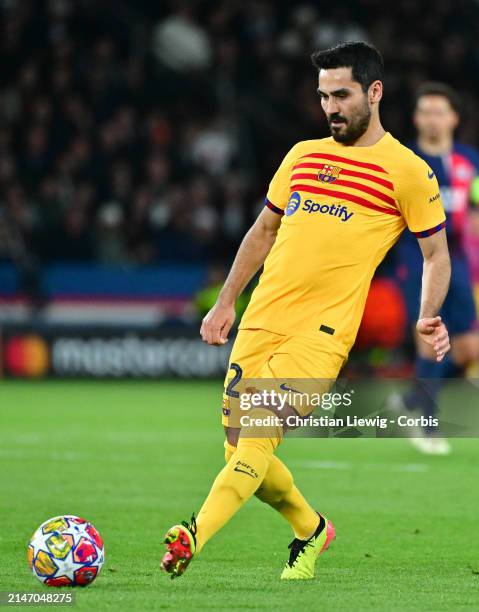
top-left (200, 301), bottom-right (236, 346)
top-left (416, 316), bottom-right (450, 362)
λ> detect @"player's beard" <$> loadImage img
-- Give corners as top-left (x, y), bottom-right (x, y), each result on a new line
top-left (328, 99), bottom-right (371, 144)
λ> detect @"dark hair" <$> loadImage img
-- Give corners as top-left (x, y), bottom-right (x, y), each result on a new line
top-left (415, 82), bottom-right (461, 114)
top-left (311, 41), bottom-right (384, 92)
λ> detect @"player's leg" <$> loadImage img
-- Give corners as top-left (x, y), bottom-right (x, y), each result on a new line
top-left (161, 434), bottom-right (280, 578)
top-left (256, 456), bottom-right (315, 538)
top-left (193, 422), bottom-right (281, 553)
top-left (160, 329), bottom-right (342, 579)
top-left (224, 440), bottom-right (319, 541)
top-left (222, 337), bottom-right (330, 543)
top-left (182, 332), bottom-right (333, 559)
top-left (160, 329), bottom-right (283, 577)
top-left (252, 335), bottom-right (341, 579)
top-left (220, 421), bottom-right (333, 581)
top-left (193, 329), bottom-right (288, 552)
top-left (229, 444), bottom-right (335, 580)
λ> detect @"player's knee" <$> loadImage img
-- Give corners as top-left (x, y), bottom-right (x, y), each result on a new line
top-left (238, 408), bottom-right (283, 453)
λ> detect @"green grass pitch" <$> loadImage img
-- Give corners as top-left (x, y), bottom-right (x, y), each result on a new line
top-left (0, 381), bottom-right (478, 610)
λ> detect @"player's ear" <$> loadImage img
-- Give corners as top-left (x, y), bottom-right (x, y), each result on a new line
top-left (368, 80), bottom-right (383, 105)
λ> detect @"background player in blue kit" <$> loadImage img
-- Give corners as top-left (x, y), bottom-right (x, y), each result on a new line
top-left (391, 83), bottom-right (479, 454)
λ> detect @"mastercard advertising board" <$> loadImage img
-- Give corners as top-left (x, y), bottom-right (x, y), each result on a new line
top-left (0, 328), bottom-right (230, 379)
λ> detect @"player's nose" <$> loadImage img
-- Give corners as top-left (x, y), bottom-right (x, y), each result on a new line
top-left (325, 99), bottom-right (340, 115)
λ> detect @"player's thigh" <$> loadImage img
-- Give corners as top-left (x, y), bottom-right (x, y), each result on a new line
top-left (261, 334), bottom-right (346, 417)
top-left (223, 328), bottom-right (283, 396)
top-left (222, 328), bottom-right (283, 444)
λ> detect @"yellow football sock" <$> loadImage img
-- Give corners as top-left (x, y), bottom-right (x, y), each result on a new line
top-left (224, 442), bottom-right (320, 540)
top-left (195, 411), bottom-right (281, 553)
top-left (255, 455), bottom-right (319, 540)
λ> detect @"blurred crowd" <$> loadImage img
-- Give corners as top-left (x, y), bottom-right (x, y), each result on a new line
top-left (1, 0), bottom-right (479, 268)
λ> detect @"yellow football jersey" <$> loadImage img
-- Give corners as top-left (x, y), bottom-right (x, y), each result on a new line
top-left (240, 132), bottom-right (446, 355)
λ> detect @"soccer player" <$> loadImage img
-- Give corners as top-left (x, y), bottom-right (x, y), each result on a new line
top-left (160, 42), bottom-right (451, 580)
top-left (390, 83), bottom-right (479, 455)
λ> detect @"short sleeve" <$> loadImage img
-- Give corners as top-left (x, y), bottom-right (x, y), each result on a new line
top-left (265, 143), bottom-right (302, 214)
top-left (397, 157), bottom-right (446, 238)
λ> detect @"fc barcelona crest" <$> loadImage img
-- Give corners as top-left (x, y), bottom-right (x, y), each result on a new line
top-left (317, 164), bottom-right (342, 183)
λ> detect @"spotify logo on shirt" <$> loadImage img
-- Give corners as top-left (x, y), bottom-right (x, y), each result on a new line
top-left (285, 192), bottom-right (354, 222)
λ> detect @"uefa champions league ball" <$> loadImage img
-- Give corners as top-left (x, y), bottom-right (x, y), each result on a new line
top-left (27, 515), bottom-right (105, 587)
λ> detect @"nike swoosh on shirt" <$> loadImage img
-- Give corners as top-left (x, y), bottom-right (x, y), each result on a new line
top-left (428, 170), bottom-right (435, 179)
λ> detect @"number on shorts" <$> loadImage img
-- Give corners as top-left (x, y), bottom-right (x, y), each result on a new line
top-left (225, 362), bottom-right (242, 398)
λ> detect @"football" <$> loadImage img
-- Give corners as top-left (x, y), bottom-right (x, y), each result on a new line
top-left (27, 515), bottom-right (105, 587)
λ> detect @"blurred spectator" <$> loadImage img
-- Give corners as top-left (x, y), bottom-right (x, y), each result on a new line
top-left (152, 3), bottom-right (212, 72)
top-left (96, 202), bottom-right (128, 264)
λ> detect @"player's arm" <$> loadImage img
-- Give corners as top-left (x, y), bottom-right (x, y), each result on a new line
top-left (416, 229), bottom-right (451, 362)
top-left (200, 206), bottom-right (282, 346)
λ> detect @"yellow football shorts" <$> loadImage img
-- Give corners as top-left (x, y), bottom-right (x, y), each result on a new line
top-left (222, 328), bottom-right (347, 432)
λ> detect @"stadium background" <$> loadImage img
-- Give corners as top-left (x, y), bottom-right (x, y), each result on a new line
top-left (0, 0), bottom-right (478, 379)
